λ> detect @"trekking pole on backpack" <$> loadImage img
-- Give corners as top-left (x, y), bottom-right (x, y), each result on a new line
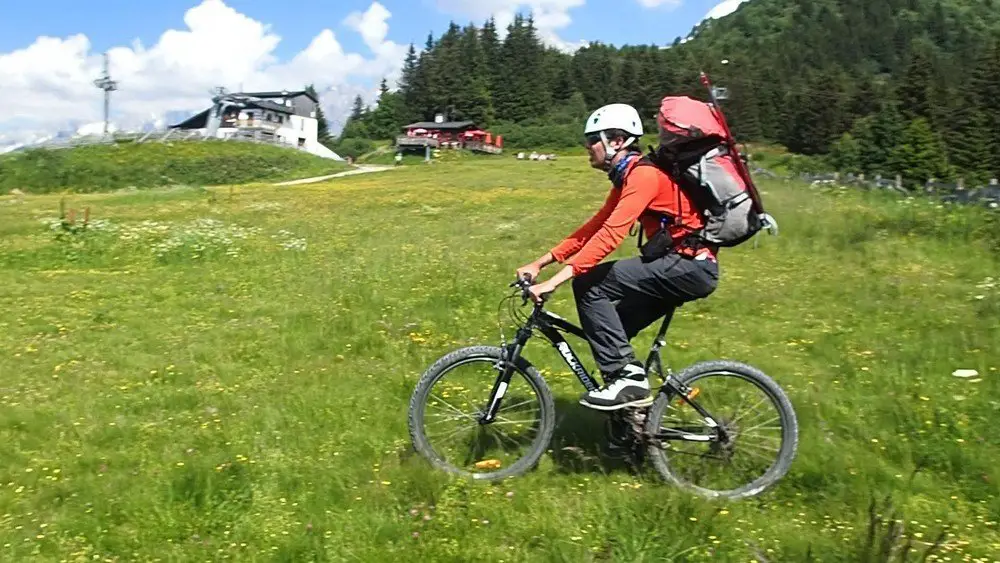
top-left (700, 71), bottom-right (778, 236)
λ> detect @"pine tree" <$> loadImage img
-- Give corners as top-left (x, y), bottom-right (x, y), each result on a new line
top-left (495, 15), bottom-right (542, 122)
top-left (784, 69), bottom-right (848, 154)
top-left (369, 79), bottom-right (403, 140)
top-left (944, 99), bottom-right (991, 184)
top-left (896, 42), bottom-right (935, 120)
top-left (854, 97), bottom-right (905, 175)
top-left (398, 44), bottom-right (422, 123)
top-left (890, 118), bottom-right (951, 188)
top-left (829, 131), bottom-right (863, 174)
top-left (519, 15), bottom-right (552, 120)
top-left (431, 23), bottom-right (463, 119)
top-left (480, 18), bottom-right (502, 111)
top-left (618, 57), bottom-right (642, 113)
top-left (847, 74), bottom-right (879, 123)
top-left (414, 33), bottom-right (438, 120)
top-left (350, 95), bottom-right (365, 121)
top-left (970, 39), bottom-right (1000, 178)
top-left (549, 57), bottom-right (576, 105)
top-left (453, 24), bottom-right (494, 125)
top-left (340, 95), bottom-right (370, 139)
top-left (304, 84), bottom-right (331, 146)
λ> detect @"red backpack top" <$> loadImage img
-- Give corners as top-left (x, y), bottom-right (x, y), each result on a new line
top-left (657, 95), bottom-right (728, 142)
top-left (641, 73), bottom-right (777, 248)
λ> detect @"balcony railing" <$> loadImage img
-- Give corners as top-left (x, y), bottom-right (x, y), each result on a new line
top-left (223, 119), bottom-right (281, 131)
top-left (396, 135), bottom-right (439, 148)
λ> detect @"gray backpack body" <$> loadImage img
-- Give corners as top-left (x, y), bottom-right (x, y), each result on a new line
top-left (678, 147), bottom-right (761, 247)
top-left (639, 143), bottom-right (776, 249)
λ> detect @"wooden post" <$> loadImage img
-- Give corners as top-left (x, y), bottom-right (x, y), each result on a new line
top-left (895, 174), bottom-right (902, 190)
top-left (957, 177), bottom-right (964, 190)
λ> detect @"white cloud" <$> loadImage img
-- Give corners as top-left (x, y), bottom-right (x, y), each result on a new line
top-left (434, 0), bottom-right (587, 53)
top-left (0, 0), bottom-right (405, 146)
top-left (702, 0), bottom-right (750, 20)
top-left (636, 0), bottom-right (682, 8)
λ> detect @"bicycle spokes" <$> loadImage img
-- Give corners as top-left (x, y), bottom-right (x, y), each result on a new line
top-left (420, 358), bottom-right (544, 474)
top-left (651, 372), bottom-right (785, 491)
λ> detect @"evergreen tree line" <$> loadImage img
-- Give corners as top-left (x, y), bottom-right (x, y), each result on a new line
top-left (330, 0), bottom-right (1000, 185)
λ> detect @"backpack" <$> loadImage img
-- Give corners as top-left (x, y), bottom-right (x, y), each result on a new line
top-left (639, 74), bottom-right (777, 249)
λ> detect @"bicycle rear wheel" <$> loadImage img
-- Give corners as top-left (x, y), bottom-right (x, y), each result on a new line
top-left (407, 345), bottom-right (556, 481)
top-left (644, 360), bottom-right (798, 500)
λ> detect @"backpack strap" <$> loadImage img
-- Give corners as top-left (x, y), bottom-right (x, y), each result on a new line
top-left (623, 153), bottom-right (682, 251)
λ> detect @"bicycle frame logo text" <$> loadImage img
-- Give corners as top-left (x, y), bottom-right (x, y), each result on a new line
top-left (555, 341), bottom-right (596, 390)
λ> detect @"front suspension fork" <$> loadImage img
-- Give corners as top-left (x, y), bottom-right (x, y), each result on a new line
top-left (480, 326), bottom-right (530, 424)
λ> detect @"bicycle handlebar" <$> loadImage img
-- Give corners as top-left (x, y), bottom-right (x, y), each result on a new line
top-left (509, 275), bottom-right (550, 306)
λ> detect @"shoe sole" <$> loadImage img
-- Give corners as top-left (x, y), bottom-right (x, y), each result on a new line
top-left (578, 396), bottom-right (654, 411)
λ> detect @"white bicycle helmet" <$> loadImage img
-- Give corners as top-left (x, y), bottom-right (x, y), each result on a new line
top-left (584, 103), bottom-right (644, 163)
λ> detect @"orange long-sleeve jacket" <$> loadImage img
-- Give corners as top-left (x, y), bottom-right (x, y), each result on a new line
top-left (550, 157), bottom-right (714, 277)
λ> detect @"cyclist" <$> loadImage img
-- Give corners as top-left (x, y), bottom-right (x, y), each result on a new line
top-left (516, 103), bottom-right (719, 411)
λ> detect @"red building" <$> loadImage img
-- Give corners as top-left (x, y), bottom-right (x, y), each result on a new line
top-left (397, 115), bottom-right (502, 154)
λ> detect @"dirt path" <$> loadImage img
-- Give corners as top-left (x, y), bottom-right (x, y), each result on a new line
top-left (273, 165), bottom-right (395, 186)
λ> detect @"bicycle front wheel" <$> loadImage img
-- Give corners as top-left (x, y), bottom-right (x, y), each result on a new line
top-left (407, 345), bottom-right (556, 481)
top-left (644, 360), bottom-right (799, 500)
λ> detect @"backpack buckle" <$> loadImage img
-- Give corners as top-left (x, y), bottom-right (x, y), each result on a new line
top-left (760, 213), bottom-right (779, 236)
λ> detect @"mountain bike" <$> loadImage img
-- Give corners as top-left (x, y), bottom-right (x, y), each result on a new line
top-left (407, 276), bottom-right (799, 500)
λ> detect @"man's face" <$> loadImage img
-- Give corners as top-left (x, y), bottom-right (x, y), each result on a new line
top-left (585, 133), bottom-right (627, 170)
top-left (585, 134), bottom-right (606, 169)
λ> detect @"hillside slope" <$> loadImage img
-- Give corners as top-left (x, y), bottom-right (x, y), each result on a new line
top-left (674, 0), bottom-right (1000, 179)
top-left (0, 141), bottom-right (349, 194)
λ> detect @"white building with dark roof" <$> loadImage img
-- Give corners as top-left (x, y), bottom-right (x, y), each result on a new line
top-left (171, 89), bottom-right (342, 160)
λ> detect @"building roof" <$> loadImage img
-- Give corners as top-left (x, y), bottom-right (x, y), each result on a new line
top-left (403, 121), bottom-right (477, 131)
top-left (233, 90), bottom-right (319, 103)
top-left (169, 99), bottom-right (294, 129)
top-left (171, 109), bottom-right (209, 129)
top-left (247, 99), bottom-right (295, 114)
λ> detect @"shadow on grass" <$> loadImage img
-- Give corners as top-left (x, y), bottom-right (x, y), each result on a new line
top-left (545, 396), bottom-right (651, 478)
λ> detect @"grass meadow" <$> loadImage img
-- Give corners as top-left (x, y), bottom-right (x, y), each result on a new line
top-left (1, 156), bottom-right (999, 562)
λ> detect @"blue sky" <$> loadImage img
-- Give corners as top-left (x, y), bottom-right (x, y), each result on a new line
top-left (0, 0), bottom-right (745, 147)
top-left (0, 0), bottom-right (723, 56)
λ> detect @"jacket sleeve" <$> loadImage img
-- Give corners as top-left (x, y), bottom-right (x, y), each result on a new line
top-left (562, 166), bottom-right (661, 276)
top-left (549, 188), bottom-right (618, 263)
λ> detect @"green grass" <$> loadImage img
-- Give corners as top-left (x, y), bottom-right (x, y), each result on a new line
top-left (0, 140), bottom-right (348, 194)
top-left (0, 157), bottom-right (998, 561)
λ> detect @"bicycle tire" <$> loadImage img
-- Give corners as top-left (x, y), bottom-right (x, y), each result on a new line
top-left (407, 345), bottom-right (556, 481)
top-left (644, 359), bottom-right (799, 500)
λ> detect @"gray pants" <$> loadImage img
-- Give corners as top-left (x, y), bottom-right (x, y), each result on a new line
top-left (571, 252), bottom-right (720, 376)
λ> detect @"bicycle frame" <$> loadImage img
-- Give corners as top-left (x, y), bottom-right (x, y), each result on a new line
top-left (480, 296), bottom-right (711, 426)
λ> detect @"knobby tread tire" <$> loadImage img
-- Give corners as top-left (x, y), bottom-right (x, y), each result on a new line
top-left (644, 359), bottom-right (799, 500)
top-left (407, 345), bottom-right (556, 481)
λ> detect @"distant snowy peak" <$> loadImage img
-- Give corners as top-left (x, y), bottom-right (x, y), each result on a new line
top-left (703, 0), bottom-right (752, 21)
top-left (674, 0), bottom-right (751, 45)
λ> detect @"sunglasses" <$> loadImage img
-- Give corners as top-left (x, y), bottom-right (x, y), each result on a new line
top-left (584, 133), bottom-right (603, 146)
